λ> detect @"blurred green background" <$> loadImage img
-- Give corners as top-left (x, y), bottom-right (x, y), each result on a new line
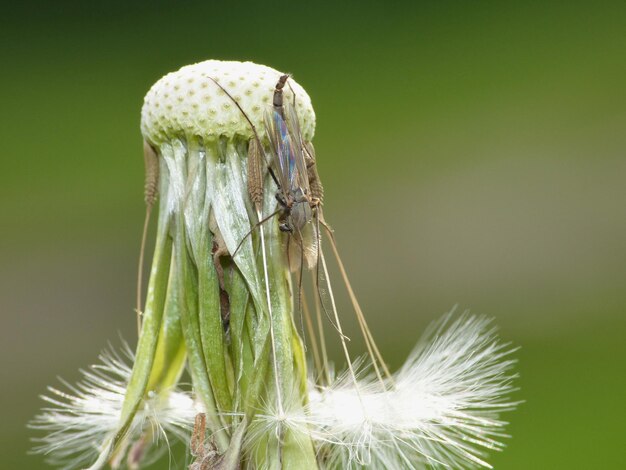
top-left (2, 1), bottom-right (625, 468)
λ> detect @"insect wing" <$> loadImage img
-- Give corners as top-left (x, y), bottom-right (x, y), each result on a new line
top-left (264, 108), bottom-right (292, 193)
top-left (283, 100), bottom-right (310, 194)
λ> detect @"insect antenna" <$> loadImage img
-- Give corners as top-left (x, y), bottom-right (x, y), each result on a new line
top-left (286, 79), bottom-right (298, 109)
top-left (136, 140), bottom-right (159, 334)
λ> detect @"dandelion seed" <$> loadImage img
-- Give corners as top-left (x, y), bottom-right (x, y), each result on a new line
top-left (30, 344), bottom-right (197, 469)
top-left (306, 313), bottom-right (519, 469)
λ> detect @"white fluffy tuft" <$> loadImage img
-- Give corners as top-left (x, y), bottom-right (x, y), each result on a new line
top-left (32, 314), bottom-right (518, 469)
top-left (303, 313), bottom-right (519, 469)
top-left (30, 344), bottom-right (198, 469)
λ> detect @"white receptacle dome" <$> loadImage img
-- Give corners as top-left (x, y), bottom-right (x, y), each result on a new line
top-left (141, 60), bottom-right (316, 145)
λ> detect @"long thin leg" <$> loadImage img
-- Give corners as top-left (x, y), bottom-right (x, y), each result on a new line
top-left (301, 290), bottom-right (324, 385)
top-left (321, 222), bottom-right (393, 384)
top-left (231, 209), bottom-right (281, 259)
top-left (294, 228), bottom-right (307, 350)
top-left (310, 274), bottom-right (331, 386)
top-left (313, 216), bottom-right (347, 337)
top-left (257, 209), bottom-right (285, 419)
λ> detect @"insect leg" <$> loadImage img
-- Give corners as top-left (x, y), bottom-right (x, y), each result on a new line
top-left (143, 140), bottom-right (160, 207)
top-left (321, 221), bottom-right (393, 385)
top-left (293, 228), bottom-right (307, 347)
top-left (304, 141), bottom-right (324, 205)
top-left (231, 208), bottom-right (281, 259)
top-left (300, 289), bottom-right (325, 385)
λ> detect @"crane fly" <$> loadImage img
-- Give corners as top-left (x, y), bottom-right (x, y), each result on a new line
top-left (266, 74), bottom-right (315, 233)
top-left (213, 73), bottom-right (392, 389)
top-left (263, 74), bottom-right (321, 271)
top-left (261, 74), bottom-right (393, 388)
top-left (228, 74), bottom-right (320, 272)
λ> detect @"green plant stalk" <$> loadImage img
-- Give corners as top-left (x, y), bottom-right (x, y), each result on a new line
top-left (265, 218), bottom-right (317, 469)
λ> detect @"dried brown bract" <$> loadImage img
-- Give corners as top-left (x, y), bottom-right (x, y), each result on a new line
top-left (142, 140), bottom-right (159, 207)
top-left (246, 137), bottom-right (265, 212)
top-left (189, 413), bottom-right (233, 470)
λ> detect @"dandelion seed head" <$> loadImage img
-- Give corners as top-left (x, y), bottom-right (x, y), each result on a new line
top-left (34, 55), bottom-right (520, 469)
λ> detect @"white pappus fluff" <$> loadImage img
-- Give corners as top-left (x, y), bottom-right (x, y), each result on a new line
top-left (307, 313), bottom-right (518, 469)
top-left (246, 313), bottom-right (519, 469)
top-left (30, 344), bottom-right (198, 470)
top-left (31, 314), bottom-right (518, 469)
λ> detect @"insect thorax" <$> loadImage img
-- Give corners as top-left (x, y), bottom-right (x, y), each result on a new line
top-left (278, 187), bottom-right (313, 233)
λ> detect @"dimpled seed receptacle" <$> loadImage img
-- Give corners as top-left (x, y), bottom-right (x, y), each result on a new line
top-left (141, 60), bottom-right (315, 145)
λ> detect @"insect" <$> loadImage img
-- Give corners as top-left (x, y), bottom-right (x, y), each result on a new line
top-left (264, 75), bottom-right (319, 233)
top-left (262, 74), bottom-right (323, 271)
top-left (266, 76), bottom-right (393, 386)
top-left (225, 74), bottom-right (322, 271)
top-left (214, 73), bottom-right (391, 387)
